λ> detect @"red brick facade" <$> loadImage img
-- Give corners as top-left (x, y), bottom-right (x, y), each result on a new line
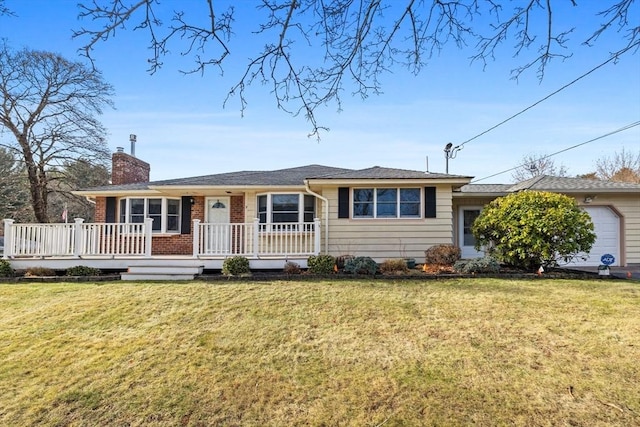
top-left (111, 152), bottom-right (150, 185)
top-left (93, 195), bottom-right (247, 256)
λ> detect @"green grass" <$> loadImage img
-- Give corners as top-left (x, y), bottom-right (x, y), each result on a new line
top-left (0, 279), bottom-right (638, 426)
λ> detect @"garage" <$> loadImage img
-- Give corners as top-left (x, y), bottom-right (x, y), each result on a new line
top-left (569, 206), bottom-right (620, 267)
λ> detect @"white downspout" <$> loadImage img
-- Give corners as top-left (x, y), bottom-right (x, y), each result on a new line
top-left (304, 180), bottom-right (329, 253)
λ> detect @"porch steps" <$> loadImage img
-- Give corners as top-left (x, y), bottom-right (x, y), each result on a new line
top-left (121, 265), bottom-right (204, 281)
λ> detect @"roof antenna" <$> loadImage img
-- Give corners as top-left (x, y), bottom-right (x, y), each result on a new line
top-left (129, 134), bottom-right (137, 157)
top-left (425, 156), bottom-right (430, 173)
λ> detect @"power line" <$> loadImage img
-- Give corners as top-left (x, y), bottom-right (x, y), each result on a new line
top-left (471, 121), bottom-right (640, 183)
top-left (456, 40), bottom-right (640, 149)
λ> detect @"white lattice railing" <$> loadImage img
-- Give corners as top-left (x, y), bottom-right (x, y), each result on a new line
top-left (193, 219), bottom-right (321, 258)
top-left (2, 218), bottom-right (153, 258)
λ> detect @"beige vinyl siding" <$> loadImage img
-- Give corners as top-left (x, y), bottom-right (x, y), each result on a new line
top-left (576, 194), bottom-right (640, 265)
top-left (321, 185), bottom-right (454, 262)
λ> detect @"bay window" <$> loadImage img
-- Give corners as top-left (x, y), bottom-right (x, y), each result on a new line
top-left (119, 197), bottom-right (181, 233)
top-left (257, 194), bottom-right (316, 225)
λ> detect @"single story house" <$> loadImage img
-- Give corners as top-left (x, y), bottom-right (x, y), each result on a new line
top-left (3, 150), bottom-right (639, 275)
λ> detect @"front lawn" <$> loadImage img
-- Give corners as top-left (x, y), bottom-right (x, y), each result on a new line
top-left (0, 279), bottom-right (638, 425)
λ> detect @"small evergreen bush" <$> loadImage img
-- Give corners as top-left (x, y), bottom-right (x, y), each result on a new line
top-left (0, 259), bottom-right (14, 277)
top-left (307, 254), bottom-right (336, 274)
top-left (283, 261), bottom-right (302, 275)
top-left (344, 256), bottom-right (378, 275)
top-left (66, 266), bottom-right (101, 276)
top-left (424, 244), bottom-right (461, 266)
top-left (335, 254), bottom-right (354, 270)
top-left (222, 256), bottom-right (250, 276)
top-left (379, 259), bottom-right (409, 274)
top-left (454, 256), bottom-right (500, 274)
top-left (25, 267), bottom-right (56, 277)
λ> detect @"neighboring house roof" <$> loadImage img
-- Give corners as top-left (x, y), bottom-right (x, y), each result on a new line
top-left (77, 164), bottom-right (472, 195)
top-left (458, 175), bottom-right (640, 195)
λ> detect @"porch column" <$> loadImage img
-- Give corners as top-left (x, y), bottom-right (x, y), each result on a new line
top-left (313, 218), bottom-right (321, 255)
top-left (2, 219), bottom-right (13, 259)
top-left (144, 218), bottom-right (153, 257)
top-left (252, 218), bottom-right (260, 258)
top-left (192, 219), bottom-right (200, 258)
top-left (73, 218), bottom-right (85, 258)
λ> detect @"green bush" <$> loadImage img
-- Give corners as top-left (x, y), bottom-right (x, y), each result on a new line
top-left (424, 244), bottom-right (461, 266)
top-left (344, 256), bottom-right (378, 275)
top-left (66, 266), bottom-right (101, 276)
top-left (335, 254), bottom-right (354, 270)
top-left (454, 256), bottom-right (500, 274)
top-left (222, 256), bottom-right (250, 276)
top-left (283, 261), bottom-right (302, 275)
top-left (472, 191), bottom-right (596, 269)
top-left (379, 259), bottom-right (409, 274)
top-left (0, 259), bottom-right (14, 277)
top-left (307, 254), bottom-right (336, 274)
top-left (25, 267), bottom-right (56, 277)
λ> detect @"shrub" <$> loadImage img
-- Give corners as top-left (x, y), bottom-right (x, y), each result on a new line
top-left (25, 267), bottom-right (56, 277)
top-left (424, 244), bottom-right (461, 266)
top-left (344, 256), bottom-right (378, 275)
top-left (0, 259), bottom-right (14, 277)
top-left (307, 254), bottom-right (336, 274)
top-left (472, 191), bottom-right (596, 269)
top-left (283, 261), bottom-right (302, 275)
top-left (335, 254), bottom-right (354, 270)
top-left (454, 256), bottom-right (501, 274)
top-left (66, 266), bottom-right (101, 276)
top-left (379, 259), bottom-right (409, 274)
top-left (222, 256), bottom-right (250, 276)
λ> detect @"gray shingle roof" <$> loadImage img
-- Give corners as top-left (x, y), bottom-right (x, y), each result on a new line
top-left (80, 164), bottom-right (469, 192)
top-left (458, 175), bottom-right (640, 194)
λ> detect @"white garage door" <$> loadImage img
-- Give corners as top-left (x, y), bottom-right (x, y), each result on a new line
top-left (567, 206), bottom-right (620, 267)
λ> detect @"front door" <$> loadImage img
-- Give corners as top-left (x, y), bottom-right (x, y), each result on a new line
top-left (459, 206), bottom-right (483, 259)
top-left (205, 197), bottom-right (231, 254)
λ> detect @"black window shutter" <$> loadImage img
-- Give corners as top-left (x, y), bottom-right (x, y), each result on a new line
top-left (105, 197), bottom-right (116, 223)
top-left (424, 187), bottom-right (436, 218)
top-left (338, 187), bottom-right (350, 218)
top-left (181, 196), bottom-right (192, 234)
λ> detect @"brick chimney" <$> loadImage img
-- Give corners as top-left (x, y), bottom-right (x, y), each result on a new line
top-left (111, 147), bottom-right (150, 185)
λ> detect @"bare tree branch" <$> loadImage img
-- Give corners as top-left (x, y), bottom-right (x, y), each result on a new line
top-left (73, 1), bottom-right (640, 137)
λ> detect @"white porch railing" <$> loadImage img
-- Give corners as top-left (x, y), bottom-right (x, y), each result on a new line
top-left (193, 218), bottom-right (321, 258)
top-left (2, 218), bottom-right (153, 258)
top-left (2, 218), bottom-right (321, 259)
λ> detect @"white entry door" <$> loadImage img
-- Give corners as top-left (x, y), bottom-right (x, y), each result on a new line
top-left (459, 206), bottom-right (484, 259)
top-left (205, 197), bottom-right (231, 254)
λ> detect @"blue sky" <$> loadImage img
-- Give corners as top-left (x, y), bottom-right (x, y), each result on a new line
top-left (1, 1), bottom-right (638, 182)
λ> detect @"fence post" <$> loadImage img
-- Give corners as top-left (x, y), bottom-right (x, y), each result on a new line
top-left (192, 219), bottom-right (200, 258)
top-left (144, 218), bottom-right (153, 257)
top-left (73, 218), bottom-right (85, 258)
top-left (2, 219), bottom-right (14, 259)
top-left (314, 218), bottom-right (321, 255)
top-left (252, 218), bottom-right (260, 258)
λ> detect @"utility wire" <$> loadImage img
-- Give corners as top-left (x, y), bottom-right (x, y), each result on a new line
top-left (457, 40), bottom-right (640, 149)
top-left (471, 121), bottom-right (640, 183)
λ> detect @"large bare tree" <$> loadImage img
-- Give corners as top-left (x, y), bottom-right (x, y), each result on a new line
top-left (74, 1), bottom-right (639, 136)
top-left (595, 147), bottom-right (640, 183)
top-left (0, 42), bottom-right (114, 223)
top-left (511, 153), bottom-right (568, 182)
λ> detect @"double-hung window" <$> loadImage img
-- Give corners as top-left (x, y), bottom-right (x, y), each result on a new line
top-left (257, 194), bottom-right (316, 228)
top-left (352, 188), bottom-right (421, 219)
top-left (119, 197), bottom-right (181, 233)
